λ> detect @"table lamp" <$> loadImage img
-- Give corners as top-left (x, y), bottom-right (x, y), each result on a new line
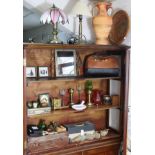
top-left (40, 4), bottom-right (68, 44)
top-left (69, 0), bottom-right (91, 44)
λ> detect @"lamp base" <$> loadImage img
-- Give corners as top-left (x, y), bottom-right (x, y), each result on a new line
top-left (49, 22), bottom-right (62, 44)
top-left (77, 38), bottom-right (86, 44)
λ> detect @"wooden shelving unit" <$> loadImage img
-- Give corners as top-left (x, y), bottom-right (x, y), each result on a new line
top-left (23, 44), bottom-right (130, 155)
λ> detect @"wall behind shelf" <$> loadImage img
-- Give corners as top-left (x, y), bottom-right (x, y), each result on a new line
top-left (23, 0), bottom-right (131, 45)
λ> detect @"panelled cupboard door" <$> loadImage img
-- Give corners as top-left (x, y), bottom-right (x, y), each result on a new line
top-left (83, 148), bottom-right (119, 155)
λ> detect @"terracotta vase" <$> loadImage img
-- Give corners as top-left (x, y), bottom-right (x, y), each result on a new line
top-left (92, 2), bottom-right (112, 45)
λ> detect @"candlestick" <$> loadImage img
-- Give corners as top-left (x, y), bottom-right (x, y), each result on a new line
top-left (69, 88), bottom-right (74, 106)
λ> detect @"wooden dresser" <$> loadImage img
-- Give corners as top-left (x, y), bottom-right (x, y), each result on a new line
top-left (23, 43), bottom-right (130, 155)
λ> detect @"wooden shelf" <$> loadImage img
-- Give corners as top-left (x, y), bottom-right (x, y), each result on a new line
top-left (24, 43), bottom-right (130, 51)
top-left (28, 105), bottom-right (120, 119)
top-left (27, 76), bottom-right (121, 85)
top-left (27, 129), bottom-right (121, 155)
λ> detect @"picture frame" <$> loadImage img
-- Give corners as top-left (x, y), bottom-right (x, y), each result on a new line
top-left (38, 66), bottom-right (49, 78)
top-left (39, 93), bottom-right (51, 107)
top-left (55, 49), bottom-right (77, 77)
top-left (26, 67), bottom-right (37, 78)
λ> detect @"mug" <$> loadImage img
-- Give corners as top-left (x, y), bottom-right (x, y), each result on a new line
top-left (33, 102), bottom-right (39, 108)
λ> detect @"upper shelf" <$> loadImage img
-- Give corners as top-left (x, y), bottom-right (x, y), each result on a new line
top-left (23, 43), bottom-right (130, 51)
top-left (26, 76), bottom-right (121, 84)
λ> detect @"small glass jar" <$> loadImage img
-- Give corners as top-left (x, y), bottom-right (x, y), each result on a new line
top-left (103, 95), bottom-right (112, 105)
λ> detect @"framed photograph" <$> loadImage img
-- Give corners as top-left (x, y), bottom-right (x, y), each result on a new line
top-left (38, 66), bottom-right (49, 77)
top-left (26, 67), bottom-right (37, 78)
top-left (39, 93), bottom-right (50, 107)
top-left (55, 49), bottom-right (77, 77)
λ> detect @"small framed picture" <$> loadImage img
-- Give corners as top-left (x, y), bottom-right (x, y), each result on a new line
top-left (38, 66), bottom-right (49, 77)
top-left (26, 67), bottom-right (37, 78)
top-left (39, 93), bottom-right (50, 107)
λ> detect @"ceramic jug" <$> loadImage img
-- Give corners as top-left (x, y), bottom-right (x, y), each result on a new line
top-left (92, 2), bottom-right (112, 45)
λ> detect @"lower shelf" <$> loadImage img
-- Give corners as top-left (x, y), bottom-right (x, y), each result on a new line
top-left (27, 129), bottom-right (121, 155)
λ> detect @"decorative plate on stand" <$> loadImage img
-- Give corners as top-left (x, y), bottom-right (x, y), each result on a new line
top-left (109, 10), bottom-right (130, 45)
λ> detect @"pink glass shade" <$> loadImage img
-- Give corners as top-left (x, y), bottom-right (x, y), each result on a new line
top-left (40, 4), bottom-right (69, 25)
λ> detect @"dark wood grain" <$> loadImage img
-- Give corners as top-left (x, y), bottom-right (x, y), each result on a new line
top-left (122, 49), bottom-right (130, 155)
top-left (27, 134), bottom-right (121, 155)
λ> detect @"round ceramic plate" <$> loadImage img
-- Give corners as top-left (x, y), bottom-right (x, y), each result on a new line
top-left (72, 104), bottom-right (87, 111)
top-left (109, 10), bottom-right (130, 44)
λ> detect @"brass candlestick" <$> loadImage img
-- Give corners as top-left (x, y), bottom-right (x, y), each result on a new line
top-left (87, 89), bottom-right (93, 107)
top-left (69, 88), bottom-right (74, 106)
top-left (85, 80), bottom-right (93, 107)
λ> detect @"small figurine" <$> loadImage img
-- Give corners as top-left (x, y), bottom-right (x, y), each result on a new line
top-left (100, 129), bottom-right (109, 137)
top-left (94, 131), bottom-right (100, 139)
top-left (47, 121), bottom-right (55, 132)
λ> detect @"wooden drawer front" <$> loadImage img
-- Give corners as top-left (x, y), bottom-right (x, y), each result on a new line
top-left (69, 153), bottom-right (82, 155)
top-left (38, 151), bottom-right (83, 155)
top-left (83, 145), bottom-right (119, 155)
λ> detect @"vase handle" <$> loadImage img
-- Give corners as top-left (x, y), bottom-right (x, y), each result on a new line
top-left (92, 2), bottom-right (112, 17)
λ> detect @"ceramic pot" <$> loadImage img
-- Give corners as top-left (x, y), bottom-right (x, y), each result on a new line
top-left (92, 2), bottom-right (112, 45)
top-left (103, 95), bottom-right (112, 105)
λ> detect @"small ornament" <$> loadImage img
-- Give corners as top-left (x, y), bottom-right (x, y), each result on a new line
top-left (69, 88), bottom-right (74, 106)
top-left (38, 119), bottom-right (47, 131)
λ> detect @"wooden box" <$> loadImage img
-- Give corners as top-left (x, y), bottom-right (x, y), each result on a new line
top-left (27, 132), bottom-right (69, 153)
top-left (27, 107), bottom-right (51, 116)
